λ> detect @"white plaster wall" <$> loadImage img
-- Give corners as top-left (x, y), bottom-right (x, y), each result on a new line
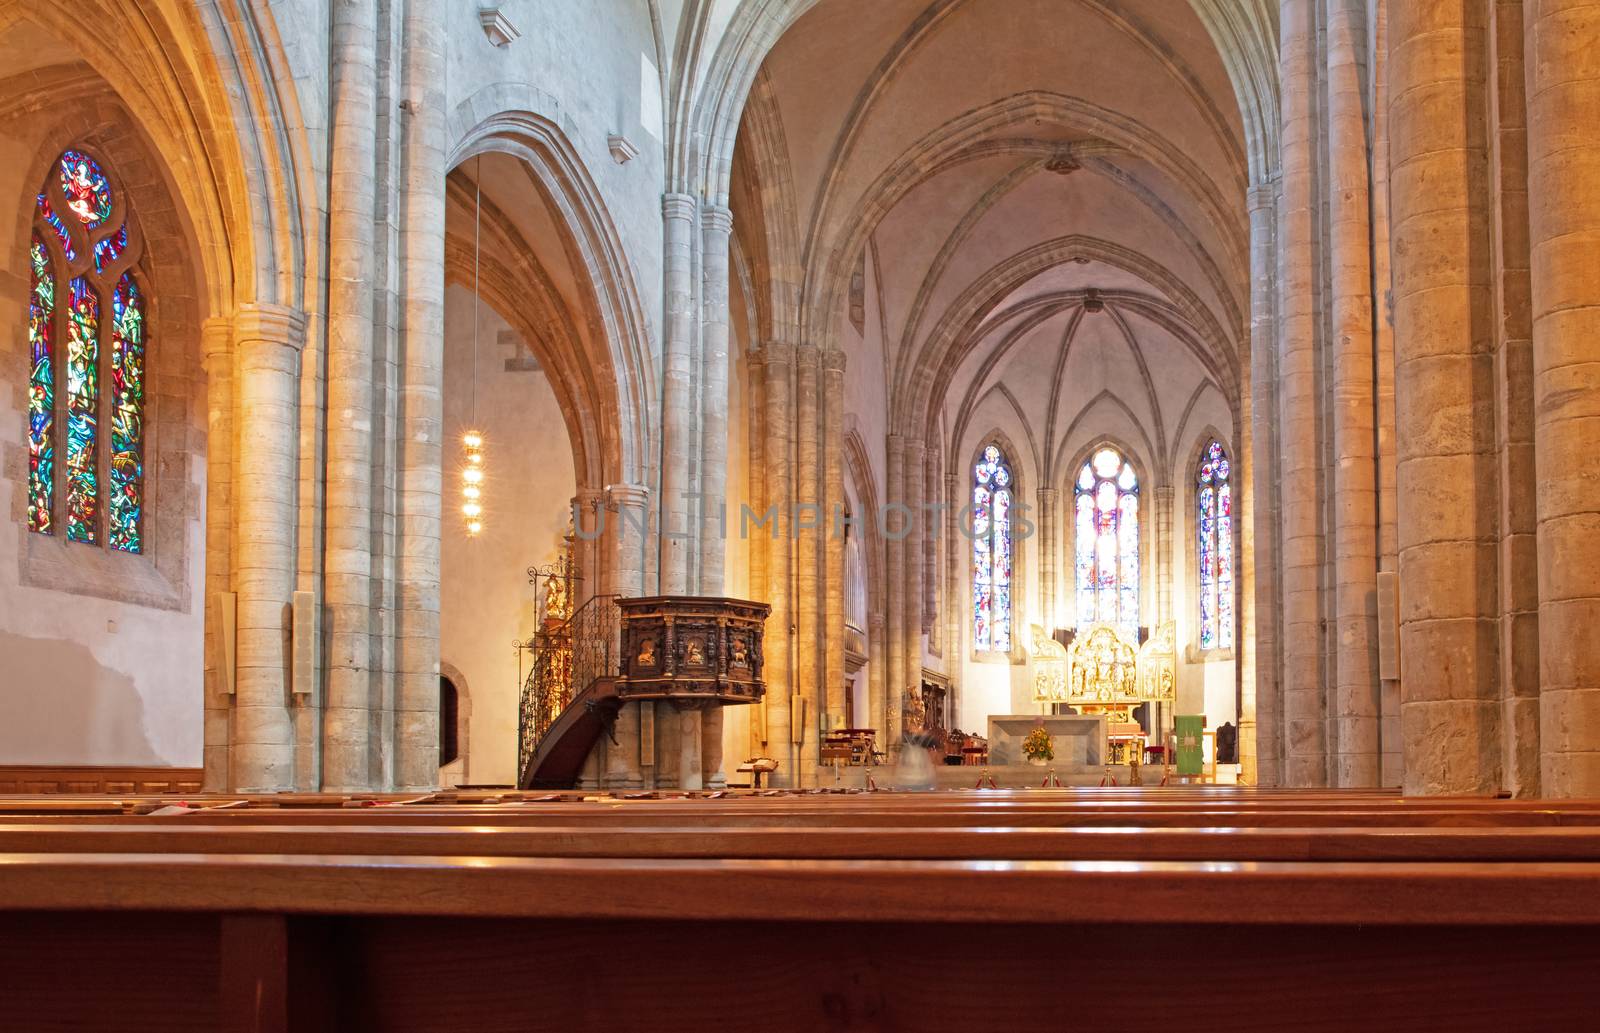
top-left (0, 505), bottom-right (206, 766)
top-left (439, 284), bottom-right (575, 786)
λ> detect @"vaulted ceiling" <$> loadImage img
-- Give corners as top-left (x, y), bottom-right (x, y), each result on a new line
top-left (732, 0), bottom-right (1251, 489)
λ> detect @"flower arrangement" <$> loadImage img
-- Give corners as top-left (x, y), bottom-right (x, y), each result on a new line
top-left (1022, 726), bottom-right (1054, 762)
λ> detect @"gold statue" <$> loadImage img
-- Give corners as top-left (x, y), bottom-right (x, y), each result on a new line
top-left (685, 638), bottom-right (706, 666)
top-left (636, 638), bottom-right (657, 667)
top-left (730, 636), bottom-right (749, 666)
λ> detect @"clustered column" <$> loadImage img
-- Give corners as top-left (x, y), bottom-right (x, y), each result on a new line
top-left (1388, 0), bottom-right (1502, 794)
top-left (322, 0), bottom-right (379, 792)
top-left (201, 316), bottom-right (234, 792)
top-left (1527, 0), bottom-right (1600, 797)
top-left (231, 304), bottom-right (307, 792)
top-left (1277, 0), bottom-right (1328, 786)
top-left (1245, 181), bottom-right (1279, 787)
top-left (1326, 0), bottom-right (1380, 788)
top-left (393, 0), bottom-right (447, 791)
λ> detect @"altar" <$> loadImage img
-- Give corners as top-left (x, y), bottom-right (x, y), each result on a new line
top-left (987, 714), bottom-right (1105, 767)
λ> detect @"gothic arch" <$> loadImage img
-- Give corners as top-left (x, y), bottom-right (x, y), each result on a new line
top-left (448, 98), bottom-right (656, 489)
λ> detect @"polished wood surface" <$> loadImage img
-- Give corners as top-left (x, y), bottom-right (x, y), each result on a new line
top-left (3, 787), bottom-right (1599, 1030)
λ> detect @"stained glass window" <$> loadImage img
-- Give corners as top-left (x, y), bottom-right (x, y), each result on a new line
top-left (25, 148), bottom-right (145, 553)
top-left (1074, 446), bottom-right (1139, 637)
top-left (972, 444), bottom-right (1013, 652)
top-left (27, 235), bottom-right (54, 533)
top-left (1196, 439), bottom-right (1233, 649)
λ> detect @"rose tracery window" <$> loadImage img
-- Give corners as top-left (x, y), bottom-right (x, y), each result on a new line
top-left (26, 149), bottom-right (146, 553)
top-left (1073, 446), bottom-right (1139, 637)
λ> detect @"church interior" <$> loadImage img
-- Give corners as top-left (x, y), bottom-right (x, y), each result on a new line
top-left (3, 0), bottom-right (1600, 1027)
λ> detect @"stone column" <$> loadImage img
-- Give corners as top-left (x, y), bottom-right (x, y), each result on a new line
top-left (1037, 488), bottom-right (1058, 632)
top-left (1327, 0), bottom-right (1380, 788)
top-left (202, 317), bottom-right (234, 791)
top-left (746, 350), bottom-right (768, 604)
top-left (944, 470), bottom-right (962, 688)
top-left (393, 0), bottom-right (447, 791)
top-left (605, 483), bottom-right (649, 788)
top-left (660, 193), bottom-right (696, 593)
top-left (903, 439), bottom-right (926, 709)
top-left (1153, 485), bottom-right (1175, 625)
top-left (822, 347), bottom-right (847, 730)
top-left (761, 344), bottom-right (793, 779)
top-left (1370, 0), bottom-right (1403, 789)
top-left (1488, 0), bottom-right (1540, 796)
top-left (1278, 0), bottom-right (1328, 786)
top-left (1245, 182), bottom-right (1278, 786)
top-left (868, 612), bottom-right (887, 743)
top-left (1528, 0), bottom-right (1600, 796)
top-left (322, 0), bottom-right (379, 792)
top-left (677, 704), bottom-right (704, 791)
top-left (885, 434), bottom-right (905, 752)
top-left (231, 304), bottom-right (307, 792)
top-left (794, 346), bottom-right (820, 785)
top-left (1389, 0), bottom-right (1501, 794)
top-left (701, 704), bottom-right (725, 788)
top-left (699, 203), bottom-right (733, 594)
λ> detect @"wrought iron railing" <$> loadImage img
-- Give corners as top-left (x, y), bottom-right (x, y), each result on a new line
top-left (516, 594), bottom-right (622, 778)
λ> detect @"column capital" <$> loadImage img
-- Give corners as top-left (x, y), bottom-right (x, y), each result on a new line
top-left (233, 303), bottom-right (307, 352)
top-left (606, 482), bottom-right (650, 508)
top-left (761, 340), bottom-right (795, 366)
top-left (795, 344), bottom-right (820, 369)
top-left (902, 438), bottom-right (926, 461)
top-left (662, 192), bottom-right (697, 221)
top-left (822, 347), bottom-right (847, 374)
top-left (1247, 180), bottom-right (1278, 212)
top-left (701, 202), bottom-right (733, 235)
top-left (1036, 486), bottom-right (1060, 500)
top-left (868, 612), bottom-right (886, 629)
top-left (201, 316), bottom-right (233, 368)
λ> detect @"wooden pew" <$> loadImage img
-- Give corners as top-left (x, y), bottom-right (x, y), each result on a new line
top-left (2, 849), bottom-right (1600, 1031)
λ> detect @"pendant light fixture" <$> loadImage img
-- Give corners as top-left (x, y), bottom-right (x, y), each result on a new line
top-left (462, 156), bottom-right (486, 537)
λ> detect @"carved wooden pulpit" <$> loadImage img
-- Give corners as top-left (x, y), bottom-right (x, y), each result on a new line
top-left (616, 596), bottom-right (772, 706)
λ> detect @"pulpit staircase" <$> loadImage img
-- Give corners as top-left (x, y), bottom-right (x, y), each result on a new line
top-left (517, 594), bottom-right (621, 790)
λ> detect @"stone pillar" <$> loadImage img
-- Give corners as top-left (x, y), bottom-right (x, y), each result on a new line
top-left (322, 0), bottom-right (379, 792)
top-left (822, 347), bottom-right (847, 730)
top-left (885, 434), bottom-right (905, 752)
top-left (867, 612), bottom-right (886, 743)
top-left (202, 317), bottom-right (234, 791)
top-left (1278, 0), bottom-right (1328, 786)
top-left (1153, 485), bottom-right (1175, 625)
top-left (903, 439), bottom-right (926, 711)
top-left (605, 483), bottom-right (649, 788)
top-left (701, 705), bottom-right (725, 788)
top-left (231, 304), bottom-right (307, 792)
top-left (1389, 0), bottom-right (1501, 794)
top-left (794, 346), bottom-right (820, 784)
top-left (677, 705), bottom-right (704, 791)
top-left (1488, 0), bottom-right (1540, 796)
top-left (660, 193), bottom-right (696, 593)
top-left (1370, 0), bottom-right (1403, 789)
top-left (1327, 0), bottom-right (1380, 788)
top-left (944, 470), bottom-right (962, 689)
top-left (1527, 0), bottom-right (1600, 796)
top-left (761, 344), bottom-right (793, 780)
top-left (393, 0), bottom-right (447, 791)
top-left (1037, 488), bottom-right (1058, 631)
top-left (1245, 182), bottom-right (1278, 786)
top-left (699, 203), bottom-right (733, 594)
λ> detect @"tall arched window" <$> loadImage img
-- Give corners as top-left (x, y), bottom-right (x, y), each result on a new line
top-left (1074, 446), bottom-right (1139, 636)
top-left (1196, 438), bottom-right (1233, 649)
top-left (972, 443), bottom-right (1013, 652)
top-left (27, 149), bottom-right (146, 552)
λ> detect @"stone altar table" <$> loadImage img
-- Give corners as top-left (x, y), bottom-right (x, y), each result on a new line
top-left (987, 714), bottom-right (1105, 767)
